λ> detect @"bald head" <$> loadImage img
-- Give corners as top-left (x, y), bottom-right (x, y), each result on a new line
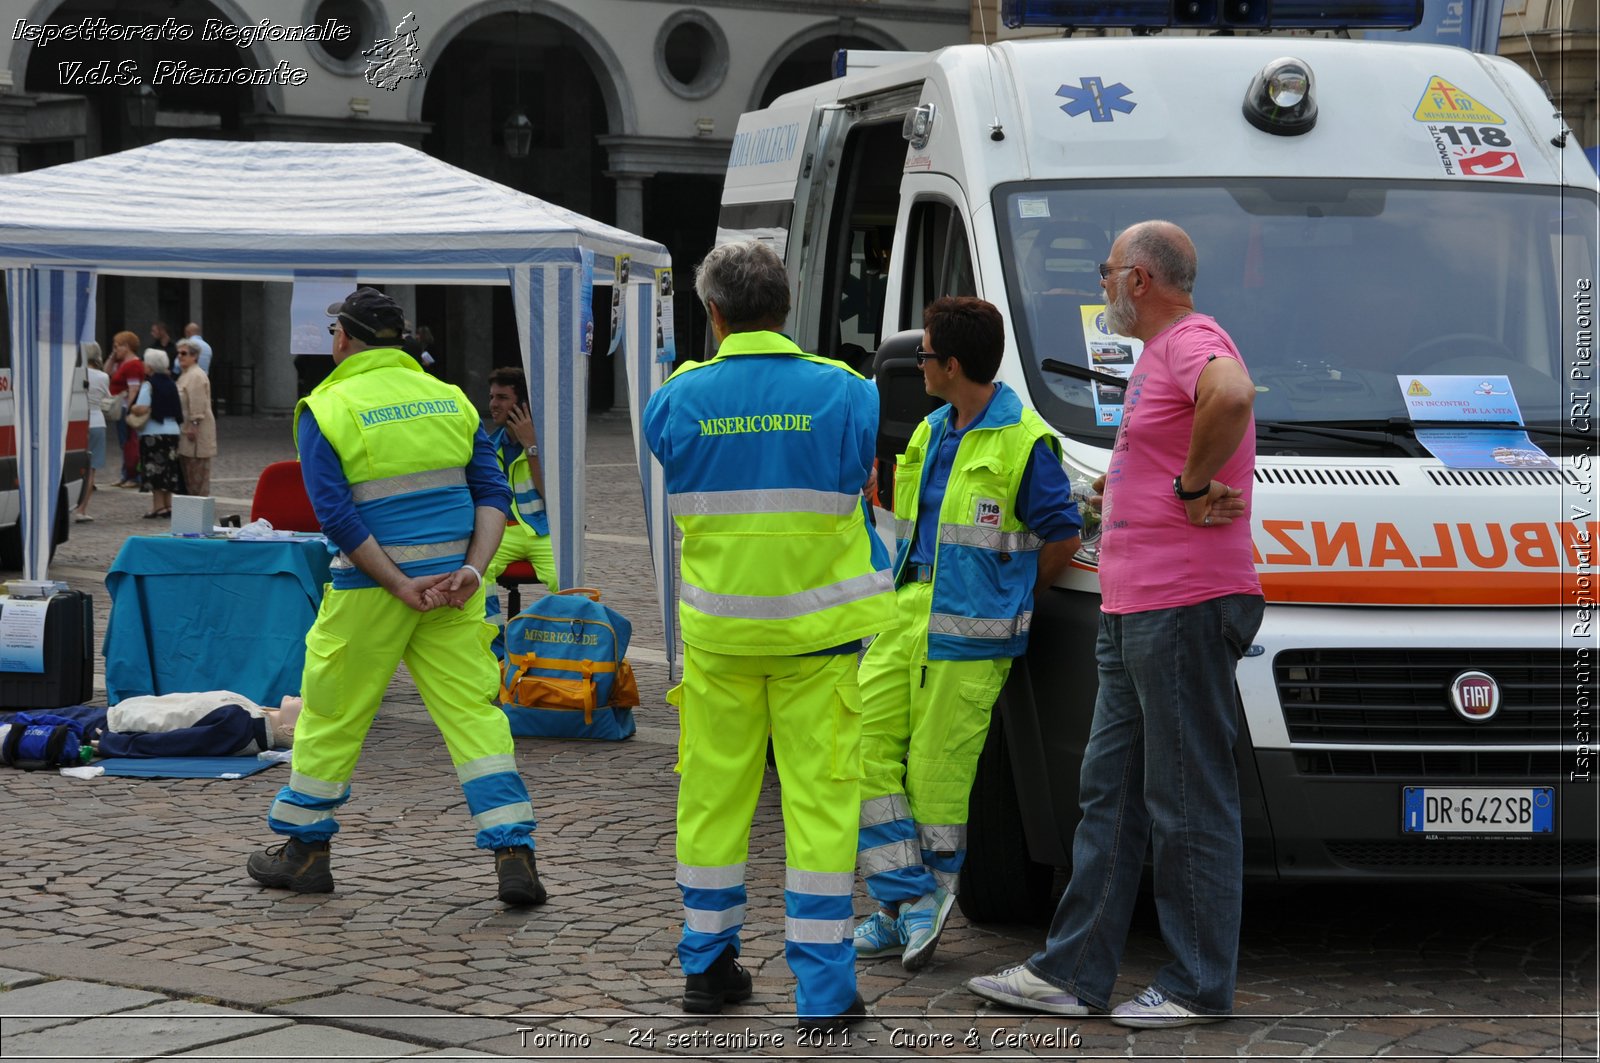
top-left (1118, 220), bottom-right (1197, 294)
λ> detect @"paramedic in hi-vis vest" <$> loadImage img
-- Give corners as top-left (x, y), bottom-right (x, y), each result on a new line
top-left (246, 287), bottom-right (547, 908)
top-left (483, 366), bottom-right (558, 645)
top-left (854, 296), bottom-right (1080, 971)
top-left (643, 241), bottom-right (897, 1032)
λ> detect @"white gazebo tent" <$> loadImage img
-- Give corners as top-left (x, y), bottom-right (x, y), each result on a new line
top-left (0, 140), bottom-right (678, 670)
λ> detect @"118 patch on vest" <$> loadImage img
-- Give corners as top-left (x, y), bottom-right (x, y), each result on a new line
top-left (975, 498), bottom-right (1003, 527)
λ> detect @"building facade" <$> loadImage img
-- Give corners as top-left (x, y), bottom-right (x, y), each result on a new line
top-left (0, 0), bottom-right (968, 411)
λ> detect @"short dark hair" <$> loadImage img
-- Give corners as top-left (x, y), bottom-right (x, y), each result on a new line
top-left (923, 296), bottom-right (1005, 385)
top-left (488, 365), bottom-right (527, 406)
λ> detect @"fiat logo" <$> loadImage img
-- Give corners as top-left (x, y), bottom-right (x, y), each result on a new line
top-left (1449, 671), bottom-right (1501, 722)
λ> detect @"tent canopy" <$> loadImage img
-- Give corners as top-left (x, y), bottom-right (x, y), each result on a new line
top-left (0, 142), bottom-right (676, 668)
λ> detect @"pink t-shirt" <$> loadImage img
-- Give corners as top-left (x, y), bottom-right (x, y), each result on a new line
top-left (1098, 313), bottom-right (1261, 614)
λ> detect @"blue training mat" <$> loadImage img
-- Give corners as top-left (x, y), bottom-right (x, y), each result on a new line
top-left (97, 756), bottom-right (281, 779)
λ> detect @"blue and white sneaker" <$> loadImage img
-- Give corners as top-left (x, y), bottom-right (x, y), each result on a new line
top-left (899, 887), bottom-right (955, 971)
top-left (966, 964), bottom-right (1092, 1016)
top-left (852, 909), bottom-right (906, 958)
top-left (1110, 985), bottom-right (1226, 1028)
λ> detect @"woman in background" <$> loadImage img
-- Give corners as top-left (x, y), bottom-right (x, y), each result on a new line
top-left (175, 339), bottom-right (217, 497)
top-left (129, 348), bottom-right (183, 518)
top-left (74, 342), bottom-right (111, 522)
top-left (108, 331), bottom-right (146, 488)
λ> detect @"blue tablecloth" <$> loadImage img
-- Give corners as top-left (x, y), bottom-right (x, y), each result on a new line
top-left (104, 535), bottom-right (332, 706)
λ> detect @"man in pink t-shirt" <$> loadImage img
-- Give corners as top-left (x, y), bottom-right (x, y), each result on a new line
top-left (968, 221), bottom-right (1264, 1028)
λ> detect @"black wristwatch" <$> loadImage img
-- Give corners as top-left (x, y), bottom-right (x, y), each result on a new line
top-left (1173, 475), bottom-right (1210, 501)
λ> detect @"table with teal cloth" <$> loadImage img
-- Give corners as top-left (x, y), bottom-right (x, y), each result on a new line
top-left (104, 535), bottom-right (333, 706)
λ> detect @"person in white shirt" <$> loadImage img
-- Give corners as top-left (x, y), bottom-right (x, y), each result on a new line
top-left (75, 342), bottom-right (111, 523)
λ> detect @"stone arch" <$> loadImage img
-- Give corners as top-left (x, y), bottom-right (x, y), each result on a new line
top-left (13, 0), bottom-right (288, 115)
top-left (406, 0), bottom-right (633, 135)
top-left (748, 19), bottom-right (905, 112)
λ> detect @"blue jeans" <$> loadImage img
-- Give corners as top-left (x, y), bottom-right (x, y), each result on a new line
top-left (1027, 593), bottom-right (1264, 1015)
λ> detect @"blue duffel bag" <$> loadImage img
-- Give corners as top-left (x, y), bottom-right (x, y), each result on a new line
top-left (499, 588), bottom-right (639, 740)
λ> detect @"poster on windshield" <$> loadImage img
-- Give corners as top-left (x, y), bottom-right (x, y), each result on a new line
top-left (1081, 305), bottom-right (1142, 427)
top-left (1396, 374), bottom-right (1555, 469)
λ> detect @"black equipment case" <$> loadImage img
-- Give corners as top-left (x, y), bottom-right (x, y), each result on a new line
top-left (0, 590), bottom-right (94, 709)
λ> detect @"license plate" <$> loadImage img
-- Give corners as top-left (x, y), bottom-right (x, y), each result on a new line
top-left (1402, 787), bottom-right (1554, 833)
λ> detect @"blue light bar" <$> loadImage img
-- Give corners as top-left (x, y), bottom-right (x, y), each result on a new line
top-left (1268, 0), bottom-right (1422, 26)
top-left (1002, 0), bottom-right (1421, 28)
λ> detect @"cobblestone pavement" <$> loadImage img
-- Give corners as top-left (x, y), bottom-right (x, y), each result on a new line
top-left (1, 413), bottom-right (1596, 1061)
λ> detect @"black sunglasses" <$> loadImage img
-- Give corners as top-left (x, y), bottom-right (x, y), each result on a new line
top-left (915, 345), bottom-right (951, 366)
top-left (327, 322), bottom-right (341, 336)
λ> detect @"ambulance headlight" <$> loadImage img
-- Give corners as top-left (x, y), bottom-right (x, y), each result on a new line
top-left (1242, 58), bottom-right (1317, 136)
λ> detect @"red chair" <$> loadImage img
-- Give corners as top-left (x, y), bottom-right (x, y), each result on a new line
top-left (249, 461), bottom-right (321, 532)
top-left (498, 560), bottom-right (544, 618)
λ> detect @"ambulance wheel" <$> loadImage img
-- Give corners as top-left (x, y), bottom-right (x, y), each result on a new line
top-left (0, 487), bottom-right (66, 571)
top-left (958, 713), bottom-right (1055, 925)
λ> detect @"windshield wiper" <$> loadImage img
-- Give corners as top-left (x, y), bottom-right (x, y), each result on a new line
top-left (1041, 358), bottom-right (1130, 389)
top-left (1255, 419), bottom-right (1425, 455)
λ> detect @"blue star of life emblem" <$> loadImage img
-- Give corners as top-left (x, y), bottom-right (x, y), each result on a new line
top-left (1056, 78), bottom-right (1136, 122)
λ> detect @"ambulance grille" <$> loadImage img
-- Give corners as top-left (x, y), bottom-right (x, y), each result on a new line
top-left (1325, 840), bottom-right (1596, 871)
top-left (1254, 467), bottom-right (1401, 487)
top-left (1425, 467), bottom-right (1578, 488)
top-left (1275, 648), bottom-right (1575, 748)
top-left (1295, 750), bottom-right (1562, 777)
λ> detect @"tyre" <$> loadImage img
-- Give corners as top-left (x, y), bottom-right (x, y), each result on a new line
top-left (0, 486), bottom-right (67, 571)
top-left (958, 711), bottom-right (1056, 925)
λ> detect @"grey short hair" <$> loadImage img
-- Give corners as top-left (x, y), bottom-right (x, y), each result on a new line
top-left (1124, 221), bottom-right (1197, 294)
top-left (695, 241), bottom-right (790, 331)
top-left (80, 341), bottom-right (103, 368)
top-left (142, 347), bottom-right (171, 374)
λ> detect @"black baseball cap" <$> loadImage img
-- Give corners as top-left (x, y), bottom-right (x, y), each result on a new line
top-left (327, 287), bottom-right (406, 345)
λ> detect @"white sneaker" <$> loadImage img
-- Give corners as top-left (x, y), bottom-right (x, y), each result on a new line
top-left (1110, 985), bottom-right (1226, 1028)
top-left (965, 964), bottom-right (1092, 1016)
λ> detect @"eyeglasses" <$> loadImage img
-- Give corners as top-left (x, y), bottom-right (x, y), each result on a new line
top-left (915, 345), bottom-right (950, 366)
top-left (1098, 262), bottom-right (1139, 279)
top-left (327, 323), bottom-right (342, 337)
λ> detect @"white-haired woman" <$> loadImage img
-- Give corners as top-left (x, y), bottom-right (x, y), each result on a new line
top-left (129, 348), bottom-right (183, 518)
top-left (175, 339), bottom-right (217, 497)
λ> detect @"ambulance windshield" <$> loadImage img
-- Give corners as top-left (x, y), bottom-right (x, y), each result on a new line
top-left (995, 179), bottom-right (1597, 450)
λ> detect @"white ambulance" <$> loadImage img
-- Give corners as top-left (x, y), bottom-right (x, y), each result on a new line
top-left (718, 10), bottom-right (1596, 920)
top-left (0, 333), bottom-right (90, 570)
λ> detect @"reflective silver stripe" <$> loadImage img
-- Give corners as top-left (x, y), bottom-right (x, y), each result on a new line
top-left (685, 903), bottom-right (746, 933)
top-left (939, 522), bottom-right (1043, 552)
top-left (677, 862), bottom-right (745, 889)
top-left (858, 839), bottom-right (920, 878)
top-left (473, 801), bottom-right (535, 829)
top-left (918, 823), bottom-right (967, 851)
top-left (671, 488), bottom-right (862, 518)
top-left (860, 793), bottom-right (911, 829)
top-left (456, 753), bottom-right (519, 785)
top-left (330, 537), bottom-right (471, 570)
top-left (515, 499), bottom-right (547, 516)
top-left (786, 917), bottom-right (852, 944)
top-left (269, 800), bottom-right (334, 827)
top-left (931, 868), bottom-right (959, 894)
top-left (928, 611), bottom-right (1033, 640)
top-left (288, 771), bottom-right (347, 801)
top-left (680, 569), bottom-right (892, 620)
top-left (786, 868), bottom-right (854, 897)
top-left (349, 467), bottom-right (466, 503)
top-left (894, 519), bottom-right (914, 542)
